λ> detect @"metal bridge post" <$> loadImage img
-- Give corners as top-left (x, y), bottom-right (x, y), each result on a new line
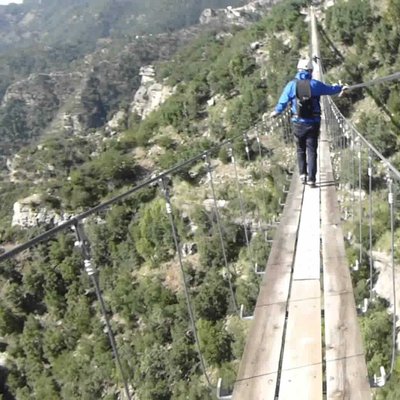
top-left (240, 304), bottom-right (254, 320)
top-left (373, 366), bottom-right (387, 387)
top-left (216, 378), bottom-right (233, 399)
top-left (254, 262), bottom-right (265, 275)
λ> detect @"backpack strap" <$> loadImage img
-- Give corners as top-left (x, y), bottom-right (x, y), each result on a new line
top-left (296, 79), bottom-right (311, 100)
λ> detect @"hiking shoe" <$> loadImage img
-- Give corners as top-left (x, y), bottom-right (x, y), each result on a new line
top-left (307, 180), bottom-right (316, 188)
top-left (300, 174), bottom-right (306, 184)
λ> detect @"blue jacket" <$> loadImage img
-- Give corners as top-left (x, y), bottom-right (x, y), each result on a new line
top-left (274, 71), bottom-right (342, 123)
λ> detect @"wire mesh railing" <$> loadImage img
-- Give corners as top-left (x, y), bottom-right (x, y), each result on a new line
top-left (324, 96), bottom-right (398, 386)
top-left (0, 113), bottom-right (295, 399)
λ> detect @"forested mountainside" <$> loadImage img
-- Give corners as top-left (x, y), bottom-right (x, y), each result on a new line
top-left (1, 0), bottom-right (400, 398)
top-left (0, 0), bottom-right (275, 169)
top-left (0, 0), bottom-right (247, 94)
top-left (0, 0), bottom-right (247, 50)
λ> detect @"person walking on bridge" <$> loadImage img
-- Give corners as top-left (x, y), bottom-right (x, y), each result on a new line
top-left (270, 58), bottom-right (346, 188)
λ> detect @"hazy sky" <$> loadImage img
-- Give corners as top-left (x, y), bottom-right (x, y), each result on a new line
top-left (0, 0), bottom-right (23, 4)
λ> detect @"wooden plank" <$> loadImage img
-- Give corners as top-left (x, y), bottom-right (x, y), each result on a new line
top-left (233, 373), bottom-right (277, 400)
top-left (279, 280), bottom-right (323, 400)
top-left (320, 130), bottom-right (372, 399)
top-left (279, 366), bottom-right (322, 400)
top-left (313, 11), bottom-right (370, 398)
top-left (233, 171), bottom-right (304, 400)
top-left (325, 355), bottom-right (372, 400)
top-left (293, 183), bottom-right (321, 281)
top-left (233, 303), bottom-right (285, 400)
top-left (322, 225), bottom-right (353, 295)
top-left (257, 265), bottom-right (292, 306)
top-left (324, 293), bottom-right (372, 400)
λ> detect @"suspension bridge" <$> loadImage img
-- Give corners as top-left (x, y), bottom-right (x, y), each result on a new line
top-left (230, 8), bottom-right (397, 399)
top-left (0, 7), bottom-right (398, 400)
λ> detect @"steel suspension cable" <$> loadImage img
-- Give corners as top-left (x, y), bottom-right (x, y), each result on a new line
top-left (328, 98), bottom-right (400, 181)
top-left (358, 140), bottom-right (363, 266)
top-left (351, 129), bottom-right (356, 227)
top-left (74, 222), bottom-right (132, 400)
top-left (254, 125), bottom-right (275, 220)
top-left (243, 134), bottom-right (251, 162)
top-left (346, 72), bottom-right (400, 91)
top-left (204, 154), bottom-right (239, 315)
top-left (388, 178), bottom-right (397, 378)
top-left (0, 127), bottom-right (278, 264)
top-left (159, 178), bottom-right (214, 388)
top-left (228, 143), bottom-right (251, 258)
top-left (326, 98), bottom-right (399, 383)
top-left (253, 124), bottom-right (282, 261)
top-left (368, 151), bottom-right (374, 300)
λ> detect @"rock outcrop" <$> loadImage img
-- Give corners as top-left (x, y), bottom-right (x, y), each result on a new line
top-left (372, 252), bottom-right (400, 348)
top-left (105, 110), bottom-right (127, 135)
top-left (200, 0), bottom-right (280, 26)
top-left (131, 65), bottom-right (175, 120)
top-left (12, 193), bottom-right (69, 228)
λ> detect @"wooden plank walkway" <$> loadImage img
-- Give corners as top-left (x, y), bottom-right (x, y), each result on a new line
top-left (232, 128), bottom-right (371, 400)
top-left (320, 123), bottom-right (372, 400)
top-left (292, 184), bottom-right (321, 280)
top-left (232, 173), bottom-right (304, 399)
top-left (232, 9), bottom-right (371, 398)
top-left (278, 280), bottom-right (322, 400)
top-left (279, 181), bottom-right (322, 399)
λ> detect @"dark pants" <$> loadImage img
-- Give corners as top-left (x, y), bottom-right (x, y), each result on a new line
top-left (292, 121), bottom-right (320, 182)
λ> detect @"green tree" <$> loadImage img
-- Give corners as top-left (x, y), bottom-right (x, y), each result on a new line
top-left (197, 319), bottom-right (232, 366)
top-left (130, 198), bottom-right (175, 265)
top-left (194, 267), bottom-right (230, 321)
top-left (360, 310), bottom-right (392, 375)
top-left (33, 373), bottom-right (61, 400)
top-left (0, 304), bottom-right (24, 335)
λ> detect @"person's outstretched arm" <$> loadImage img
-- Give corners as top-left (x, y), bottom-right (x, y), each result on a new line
top-left (275, 81), bottom-right (295, 112)
top-left (313, 80), bottom-right (343, 96)
top-left (271, 81), bottom-right (294, 118)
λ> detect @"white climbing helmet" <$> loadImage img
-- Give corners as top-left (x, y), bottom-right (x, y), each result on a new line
top-left (297, 58), bottom-right (313, 71)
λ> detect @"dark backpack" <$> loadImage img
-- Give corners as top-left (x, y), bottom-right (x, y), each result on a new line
top-left (295, 79), bottom-right (314, 119)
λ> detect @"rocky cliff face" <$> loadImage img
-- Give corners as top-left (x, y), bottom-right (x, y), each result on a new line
top-left (3, 72), bottom-right (82, 107)
top-left (5, 1), bottom-right (275, 227)
top-left (131, 65), bottom-right (175, 120)
top-left (11, 193), bottom-right (69, 228)
top-left (2, 71), bottom-right (84, 138)
top-left (0, 29), bottom-right (200, 162)
top-left (200, 0), bottom-right (280, 26)
top-left (0, 0), bottom-right (248, 52)
top-left (0, 0), bottom-right (273, 167)
top-left (372, 252), bottom-right (400, 348)
top-left (1, 0), bottom-right (272, 165)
